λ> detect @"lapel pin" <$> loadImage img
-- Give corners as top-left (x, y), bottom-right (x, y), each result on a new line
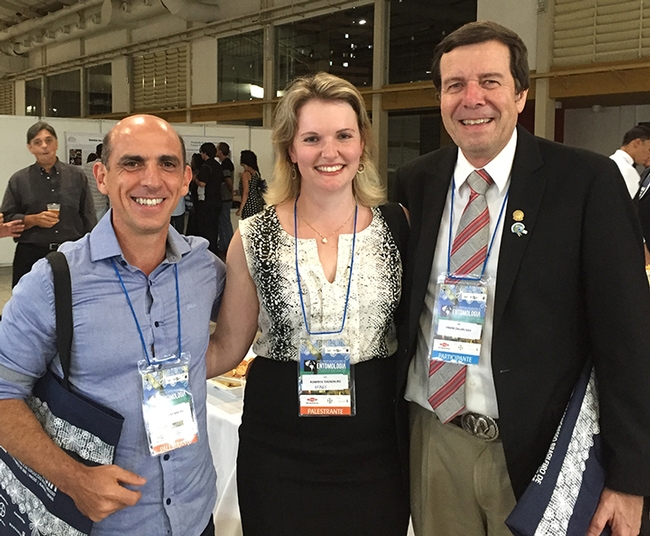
top-left (511, 210), bottom-right (527, 236)
top-left (511, 222), bottom-right (527, 236)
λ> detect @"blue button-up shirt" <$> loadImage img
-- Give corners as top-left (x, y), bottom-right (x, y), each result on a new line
top-left (0, 211), bottom-right (225, 535)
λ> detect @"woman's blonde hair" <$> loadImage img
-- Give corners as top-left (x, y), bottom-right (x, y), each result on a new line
top-left (266, 72), bottom-right (385, 207)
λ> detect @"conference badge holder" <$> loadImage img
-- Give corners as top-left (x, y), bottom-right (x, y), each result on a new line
top-left (139, 352), bottom-right (199, 456)
top-left (298, 337), bottom-right (355, 417)
top-left (430, 275), bottom-right (490, 366)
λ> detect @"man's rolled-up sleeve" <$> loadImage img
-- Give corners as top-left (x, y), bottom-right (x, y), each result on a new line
top-left (0, 259), bottom-right (58, 400)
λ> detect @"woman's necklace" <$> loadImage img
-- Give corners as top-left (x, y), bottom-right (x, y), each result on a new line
top-left (299, 207), bottom-right (356, 244)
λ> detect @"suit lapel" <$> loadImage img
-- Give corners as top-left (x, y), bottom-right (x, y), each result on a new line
top-left (492, 127), bottom-right (546, 333)
top-left (408, 148), bottom-right (457, 350)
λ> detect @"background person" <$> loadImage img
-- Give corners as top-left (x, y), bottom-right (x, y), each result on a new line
top-left (609, 124), bottom-right (650, 198)
top-left (208, 72), bottom-right (410, 536)
top-left (0, 121), bottom-right (96, 287)
top-left (0, 114), bottom-right (225, 535)
top-left (216, 142), bottom-right (234, 254)
top-left (185, 152), bottom-right (203, 236)
top-left (236, 149), bottom-right (266, 220)
top-left (196, 142), bottom-right (223, 254)
top-left (83, 142), bottom-right (110, 222)
top-left (395, 20), bottom-right (650, 536)
top-left (0, 213), bottom-right (24, 238)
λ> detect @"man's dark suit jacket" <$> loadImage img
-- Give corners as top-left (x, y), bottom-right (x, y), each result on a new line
top-left (394, 125), bottom-right (650, 499)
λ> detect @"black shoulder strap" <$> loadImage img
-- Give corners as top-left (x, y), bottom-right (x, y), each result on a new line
top-left (46, 251), bottom-right (73, 390)
top-left (378, 202), bottom-right (409, 258)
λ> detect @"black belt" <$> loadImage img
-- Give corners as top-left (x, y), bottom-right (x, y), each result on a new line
top-left (21, 242), bottom-right (61, 251)
top-left (449, 412), bottom-right (500, 441)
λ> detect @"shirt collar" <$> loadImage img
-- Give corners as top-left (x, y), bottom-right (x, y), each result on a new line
top-left (615, 149), bottom-right (635, 166)
top-left (88, 209), bottom-right (191, 265)
top-left (453, 128), bottom-right (518, 195)
top-left (36, 158), bottom-right (61, 175)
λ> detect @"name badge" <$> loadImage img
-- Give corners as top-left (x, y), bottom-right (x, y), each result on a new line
top-left (298, 337), bottom-right (355, 417)
top-left (430, 277), bottom-right (489, 366)
top-left (139, 353), bottom-right (199, 456)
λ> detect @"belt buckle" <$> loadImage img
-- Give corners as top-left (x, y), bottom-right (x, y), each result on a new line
top-left (460, 412), bottom-right (499, 441)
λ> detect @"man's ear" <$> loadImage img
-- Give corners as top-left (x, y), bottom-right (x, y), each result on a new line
top-left (94, 161), bottom-right (109, 195)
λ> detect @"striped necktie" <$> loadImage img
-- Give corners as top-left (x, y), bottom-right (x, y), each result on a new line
top-left (428, 168), bottom-right (493, 422)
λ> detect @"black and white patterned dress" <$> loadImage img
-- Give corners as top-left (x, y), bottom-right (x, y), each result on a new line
top-left (240, 171), bottom-right (265, 219)
top-left (236, 205), bottom-right (409, 536)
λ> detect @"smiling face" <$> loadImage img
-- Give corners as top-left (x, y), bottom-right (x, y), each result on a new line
top-left (439, 40), bottom-right (527, 168)
top-left (27, 129), bottom-right (58, 169)
top-left (288, 99), bottom-right (364, 197)
top-left (95, 115), bottom-right (191, 242)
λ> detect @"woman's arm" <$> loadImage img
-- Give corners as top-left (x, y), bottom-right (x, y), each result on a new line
top-left (206, 230), bottom-right (260, 378)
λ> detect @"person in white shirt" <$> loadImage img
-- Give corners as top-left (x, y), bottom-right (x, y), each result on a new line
top-left (609, 124), bottom-right (650, 198)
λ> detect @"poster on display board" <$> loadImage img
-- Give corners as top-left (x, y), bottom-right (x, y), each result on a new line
top-left (65, 132), bottom-right (104, 167)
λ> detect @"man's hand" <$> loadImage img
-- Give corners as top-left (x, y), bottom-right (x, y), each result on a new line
top-left (587, 487), bottom-right (643, 536)
top-left (66, 464), bottom-right (146, 522)
top-left (0, 216), bottom-right (24, 238)
top-left (23, 210), bottom-right (59, 229)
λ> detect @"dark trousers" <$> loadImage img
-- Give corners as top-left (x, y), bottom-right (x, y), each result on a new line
top-left (12, 243), bottom-right (53, 287)
top-left (200, 515), bottom-right (215, 536)
top-left (196, 201), bottom-right (220, 255)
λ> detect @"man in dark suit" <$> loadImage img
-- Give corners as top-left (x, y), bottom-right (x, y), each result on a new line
top-left (395, 21), bottom-right (650, 536)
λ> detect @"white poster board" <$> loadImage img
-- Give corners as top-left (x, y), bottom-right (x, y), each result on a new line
top-left (64, 132), bottom-right (105, 166)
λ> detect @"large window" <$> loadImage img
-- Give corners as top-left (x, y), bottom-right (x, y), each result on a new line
top-left (275, 4), bottom-right (374, 95)
top-left (47, 70), bottom-right (81, 117)
top-left (218, 30), bottom-right (264, 102)
top-left (86, 63), bottom-right (112, 116)
top-left (25, 78), bottom-right (42, 116)
top-left (389, 0), bottom-right (476, 84)
top-left (387, 111), bottom-right (442, 199)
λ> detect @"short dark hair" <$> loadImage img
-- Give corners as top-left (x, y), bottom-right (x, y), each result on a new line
top-left (217, 142), bottom-right (230, 156)
top-left (622, 125), bottom-right (650, 146)
top-left (200, 142), bottom-right (217, 159)
top-left (27, 121), bottom-right (57, 144)
top-left (431, 20), bottom-right (530, 95)
top-left (101, 128), bottom-right (187, 168)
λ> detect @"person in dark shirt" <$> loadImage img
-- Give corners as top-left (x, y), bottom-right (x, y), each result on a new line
top-left (0, 121), bottom-right (96, 287)
top-left (196, 142), bottom-right (223, 255)
top-left (216, 142), bottom-right (234, 255)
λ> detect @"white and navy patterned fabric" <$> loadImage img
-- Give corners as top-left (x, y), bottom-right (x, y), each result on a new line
top-left (240, 205), bottom-right (401, 364)
top-left (506, 367), bottom-right (608, 536)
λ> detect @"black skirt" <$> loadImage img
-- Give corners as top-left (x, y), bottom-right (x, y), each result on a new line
top-left (237, 355), bottom-right (409, 536)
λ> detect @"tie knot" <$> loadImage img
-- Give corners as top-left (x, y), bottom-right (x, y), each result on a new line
top-left (467, 169), bottom-right (493, 196)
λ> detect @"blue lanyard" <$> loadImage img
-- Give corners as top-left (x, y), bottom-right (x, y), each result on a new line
top-left (293, 198), bottom-right (358, 336)
top-left (111, 259), bottom-right (182, 366)
top-left (446, 177), bottom-right (509, 281)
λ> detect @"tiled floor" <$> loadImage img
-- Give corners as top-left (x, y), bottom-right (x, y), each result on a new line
top-left (0, 266), bottom-right (11, 314)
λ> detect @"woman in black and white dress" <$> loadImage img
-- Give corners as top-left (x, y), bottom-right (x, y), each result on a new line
top-left (237, 150), bottom-right (265, 220)
top-left (208, 72), bottom-right (409, 536)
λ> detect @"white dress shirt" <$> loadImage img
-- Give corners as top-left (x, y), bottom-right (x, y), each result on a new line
top-left (609, 149), bottom-right (641, 198)
top-left (405, 129), bottom-right (518, 418)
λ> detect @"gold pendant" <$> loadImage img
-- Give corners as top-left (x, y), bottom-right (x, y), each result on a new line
top-left (322, 237), bottom-right (328, 244)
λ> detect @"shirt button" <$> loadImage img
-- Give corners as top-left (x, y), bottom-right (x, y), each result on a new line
top-left (166, 498), bottom-right (171, 505)
top-left (163, 454), bottom-right (169, 461)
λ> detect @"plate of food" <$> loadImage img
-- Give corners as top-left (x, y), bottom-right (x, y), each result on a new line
top-left (207, 357), bottom-right (254, 398)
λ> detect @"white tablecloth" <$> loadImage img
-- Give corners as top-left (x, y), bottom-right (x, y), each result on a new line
top-left (206, 389), bottom-right (243, 536)
top-left (206, 387), bottom-right (415, 536)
